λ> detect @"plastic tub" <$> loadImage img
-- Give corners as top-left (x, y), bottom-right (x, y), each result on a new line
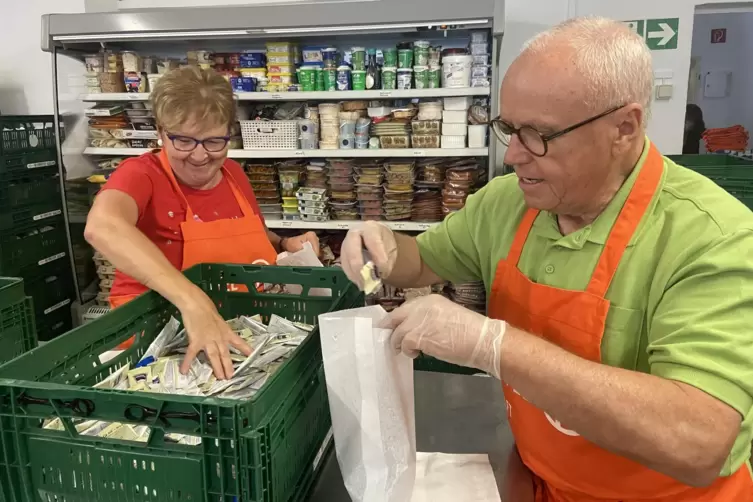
top-left (443, 110), bottom-right (468, 124)
top-left (468, 125), bottom-right (488, 148)
top-left (441, 135), bottom-right (467, 148)
top-left (471, 31), bottom-right (489, 44)
top-left (442, 123), bottom-right (468, 136)
top-left (414, 66), bottom-right (429, 89)
top-left (266, 41), bottom-right (295, 53)
top-left (443, 96), bottom-right (472, 111)
top-left (382, 67), bottom-right (397, 90)
top-left (397, 68), bottom-right (413, 90)
top-left (442, 54), bottom-right (473, 88)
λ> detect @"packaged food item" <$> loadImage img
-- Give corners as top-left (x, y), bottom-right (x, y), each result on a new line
top-left (398, 49), bottom-right (414, 69)
top-left (413, 66), bottom-right (429, 89)
top-left (471, 77), bottom-right (491, 88)
top-left (382, 67), bottom-right (397, 90)
top-left (397, 68), bottom-right (413, 90)
top-left (411, 135), bottom-right (440, 149)
top-left (470, 43), bottom-right (489, 56)
top-left (379, 136), bottom-right (410, 149)
top-left (383, 48), bottom-right (398, 67)
top-left (411, 120), bottom-right (441, 135)
top-left (336, 66), bottom-right (351, 91)
top-left (413, 40), bottom-right (430, 66)
top-left (296, 187), bottom-right (327, 202)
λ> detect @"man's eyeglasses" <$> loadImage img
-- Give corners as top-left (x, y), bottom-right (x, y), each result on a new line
top-left (167, 133), bottom-right (231, 153)
top-left (490, 105), bottom-right (625, 157)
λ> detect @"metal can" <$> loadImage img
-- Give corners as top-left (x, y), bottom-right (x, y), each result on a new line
top-left (336, 65), bottom-right (351, 91)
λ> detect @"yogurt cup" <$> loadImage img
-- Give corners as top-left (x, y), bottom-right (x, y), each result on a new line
top-left (398, 49), bottom-right (414, 69)
top-left (351, 47), bottom-right (366, 71)
top-left (383, 48), bottom-right (398, 67)
top-left (397, 68), bottom-right (413, 90)
top-left (413, 66), bottom-right (429, 89)
top-left (352, 70), bottom-right (367, 90)
top-left (382, 67), bottom-right (397, 90)
top-left (336, 65), bottom-right (351, 91)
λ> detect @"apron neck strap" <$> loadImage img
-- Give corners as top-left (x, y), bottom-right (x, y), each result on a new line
top-left (157, 149), bottom-right (255, 219)
top-left (508, 208), bottom-right (539, 266)
top-left (586, 142), bottom-right (664, 297)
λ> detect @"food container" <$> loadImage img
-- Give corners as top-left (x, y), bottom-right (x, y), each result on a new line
top-left (441, 135), bottom-right (467, 148)
top-left (322, 48), bottom-right (338, 68)
top-left (296, 187), bottom-right (327, 202)
top-left (383, 48), bottom-right (398, 67)
top-left (382, 67), bottom-right (397, 90)
top-left (471, 31), bottom-right (488, 44)
top-left (351, 47), bottom-right (366, 71)
top-left (121, 51), bottom-right (141, 73)
top-left (282, 196), bottom-right (298, 206)
top-left (443, 110), bottom-right (469, 124)
top-left (352, 71), bottom-right (366, 91)
top-left (279, 170), bottom-right (302, 197)
top-left (84, 54), bottom-right (104, 74)
top-left (85, 75), bottom-right (100, 87)
top-left (268, 73), bottom-right (294, 84)
top-left (471, 77), bottom-right (491, 88)
top-left (442, 123), bottom-right (468, 136)
top-left (339, 136), bottom-right (356, 149)
top-left (266, 41), bottom-right (295, 53)
top-left (472, 54), bottom-right (490, 65)
top-left (268, 63), bottom-right (294, 74)
top-left (442, 54), bottom-right (473, 88)
top-left (298, 205), bottom-right (328, 216)
top-left (414, 40), bottom-right (430, 66)
top-left (398, 49), bottom-right (414, 69)
top-left (266, 53), bottom-right (293, 65)
top-left (427, 66), bottom-right (441, 88)
top-left (468, 125), bottom-right (488, 148)
top-left (443, 96), bottom-right (473, 111)
top-left (301, 213), bottom-right (329, 222)
top-left (411, 120), bottom-right (441, 135)
top-left (195, 50), bottom-right (214, 65)
top-left (397, 68), bottom-right (413, 90)
top-left (147, 73), bottom-right (162, 91)
top-left (157, 59), bottom-right (178, 74)
top-left (417, 102), bottom-right (443, 121)
top-left (322, 68), bottom-right (337, 91)
top-left (471, 65), bottom-right (491, 78)
top-left (428, 47), bottom-right (442, 66)
top-left (411, 135), bottom-right (440, 149)
top-left (336, 66), bottom-right (351, 91)
top-left (413, 66), bottom-right (429, 89)
top-left (380, 136), bottom-right (410, 149)
top-left (470, 43), bottom-right (489, 56)
top-left (231, 77), bottom-right (256, 92)
top-left (98, 72), bottom-right (125, 93)
top-left (302, 48), bottom-right (324, 64)
top-left (298, 66), bottom-right (317, 91)
top-left (239, 68), bottom-right (267, 79)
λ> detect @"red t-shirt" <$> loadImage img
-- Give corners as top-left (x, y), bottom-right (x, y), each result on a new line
top-left (101, 153), bottom-right (264, 298)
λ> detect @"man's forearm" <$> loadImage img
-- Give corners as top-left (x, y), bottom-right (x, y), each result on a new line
top-left (384, 233), bottom-right (443, 288)
top-left (85, 217), bottom-right (204, 310)
top-left (499, 327), bottom-right (741, 486)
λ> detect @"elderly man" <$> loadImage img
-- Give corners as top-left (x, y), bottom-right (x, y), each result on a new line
top-left (341, 17), bottom-right (753, 502)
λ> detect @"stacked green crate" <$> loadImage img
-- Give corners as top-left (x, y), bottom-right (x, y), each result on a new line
top-left (0, 115), bottom-right (74, 341)
top-left (0, 277), bottom-right (36, 365)
top-left (668, 154), bottom-right (753, 210)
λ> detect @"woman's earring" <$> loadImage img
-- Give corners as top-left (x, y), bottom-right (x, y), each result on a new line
top-left (157, 138), bottom-right (163, 147)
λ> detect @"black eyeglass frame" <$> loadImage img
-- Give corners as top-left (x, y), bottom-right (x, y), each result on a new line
top-left (166, 133), bottom-right (232, 153)
top-left (490, 105), bottom-right (625, 157)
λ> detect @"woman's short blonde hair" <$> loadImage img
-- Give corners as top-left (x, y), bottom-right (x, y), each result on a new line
top-left (151, 66), bottom-right (236, 133)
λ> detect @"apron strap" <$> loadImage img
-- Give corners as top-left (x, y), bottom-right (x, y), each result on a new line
top-left (508, 208), bottom-right (540, 266)
top-left (586, 143), bottom-right (664, 297)
top-left (157, 149), bottom-right (253, 220)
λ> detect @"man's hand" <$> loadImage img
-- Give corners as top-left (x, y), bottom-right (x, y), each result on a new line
top-left (381, 295), bottom-right (506, 378)
top-left (342, 222), bottom-right (398, 290)
top-left (179, 294), bottom-right (252, 379)
top-left (282, 231), bottom-right (320, 256)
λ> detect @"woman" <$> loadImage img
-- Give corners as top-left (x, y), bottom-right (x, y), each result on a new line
top-left (683, 103), bottom-right (705, 154)
top-left (85, 66), bottom-right (319, 380)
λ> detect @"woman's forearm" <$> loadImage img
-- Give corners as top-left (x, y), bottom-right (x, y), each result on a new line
top-left (85, 215), bottom-right (204, 310)
top-left (266, 229), bottom-right (283, 253)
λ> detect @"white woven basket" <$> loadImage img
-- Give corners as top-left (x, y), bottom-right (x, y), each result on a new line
top-left (240, 120), bottom-right (299, 149)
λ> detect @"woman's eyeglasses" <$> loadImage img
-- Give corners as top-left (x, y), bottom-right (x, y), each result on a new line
top-left (167, 133), bottom-right (230, 153)
top-left (490, 105), bottom-right (625, 157)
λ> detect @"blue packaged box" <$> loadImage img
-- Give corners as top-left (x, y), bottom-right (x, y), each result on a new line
top-left (239, 51), bottom-right (266, 68)
top-left (231, 77), bottom-right (257, 92)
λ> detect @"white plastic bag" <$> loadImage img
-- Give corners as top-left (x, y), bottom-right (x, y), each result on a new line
top-left (319, 305), bottom-right (416, 502)
top-left (276, 242), bottom-right (332, 296)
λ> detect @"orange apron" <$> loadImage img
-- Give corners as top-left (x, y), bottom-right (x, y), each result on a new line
top-left (109, 150), bottom-right (277, 346)
top-left (490, 143), bottom-right (753, 502)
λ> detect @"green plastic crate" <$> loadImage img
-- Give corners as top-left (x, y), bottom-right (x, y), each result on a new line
top-left (0, 264), bottom-right (363, 502)
top-left (669, 154), bottom-right (753, 209)
top-left (0, 168), bottom-right (61, 209)
top-left (0, 116), bottom-right (58, 157)
top-left (0, 277), bottom-right (37, 366)
top-left (0, 221), bottom-right (69, 277)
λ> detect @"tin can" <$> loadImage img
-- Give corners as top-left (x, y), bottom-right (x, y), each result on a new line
top-left (336, 65), bottom-right (351, 91)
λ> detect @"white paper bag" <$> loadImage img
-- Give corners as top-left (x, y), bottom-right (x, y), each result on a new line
top-left (319, 306), bottom-right (416, 502)
top-left (276, 242), bottom-right (332, 296)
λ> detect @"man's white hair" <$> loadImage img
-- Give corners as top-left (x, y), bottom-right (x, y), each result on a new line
top-left (523, 16), bottom-right (654, 126)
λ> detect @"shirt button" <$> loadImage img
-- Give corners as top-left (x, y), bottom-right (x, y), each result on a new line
top-left (166, 240), bottom-right (172, 245)
top-left (168, 211), bottom-right (174, 218)
top-left (545, 265), bottom-right (555, 274)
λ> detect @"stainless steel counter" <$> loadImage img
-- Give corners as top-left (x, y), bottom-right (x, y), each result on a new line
top-left (307, 370), bottom-right (529, 501)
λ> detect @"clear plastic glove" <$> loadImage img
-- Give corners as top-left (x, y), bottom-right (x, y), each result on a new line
top-left (179, 294), bottom-right (252, 380)
top-left (381, 294), bottom-right (506, 379)
top-left (341, 222), bottom-right (398, 290)
top-left (282, 231), bottom-right (320, 256)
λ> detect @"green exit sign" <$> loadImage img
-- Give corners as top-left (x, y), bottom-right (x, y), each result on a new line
top-left (624, 18), bottom-right (679, 50)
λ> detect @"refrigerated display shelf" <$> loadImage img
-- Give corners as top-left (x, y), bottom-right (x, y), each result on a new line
top-left (83, 147), bottom-right (488, 158)
top-left (265, 220), bottom-right (439, 231)
top-left (81, 88), bottom-right (491, 102)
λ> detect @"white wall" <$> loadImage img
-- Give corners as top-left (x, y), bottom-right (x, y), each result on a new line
top-left (0, 0), bottom-right (86, 115)
top-left (690, 12), bottom-right (753, 143)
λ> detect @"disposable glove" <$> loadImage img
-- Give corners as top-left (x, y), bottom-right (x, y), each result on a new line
top-left (281, 231), bottom-right (320, 256)
top-left (381, 294), bottom-right (506, 379)
top-left (341, 222), bottom-right (398, 290)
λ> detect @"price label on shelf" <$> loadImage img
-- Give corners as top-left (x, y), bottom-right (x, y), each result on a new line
top-left (416, 223), bottom-right (432, 231)
top-left (379, 91), bottom-right (393, 98)
top-left (281, 221), bottom-right (293, 228)
top-left (412, 150), bottom-right (426, 156)
top-left (335, 223), bottom-right (350, 230)
top-left (126, 94), bottom-right (140, 100)
top-left (391, 222), bottom-right (407, 231)
top-left (294, 151), bottom-right (306, 157)
top-left (270, 93), bottom-right (283, 100)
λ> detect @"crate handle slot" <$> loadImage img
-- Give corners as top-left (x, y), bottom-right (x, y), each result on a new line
top-left (17, 394), bottom-right (95, 417)
top-left (124, 404), bottom-right (212, 427)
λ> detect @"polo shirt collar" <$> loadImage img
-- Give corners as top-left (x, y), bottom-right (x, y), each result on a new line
top-left (532, 137), bottom-right (657, 249)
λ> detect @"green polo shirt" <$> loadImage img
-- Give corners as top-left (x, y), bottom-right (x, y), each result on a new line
top-left (417, 140), bottom-right (753, 475)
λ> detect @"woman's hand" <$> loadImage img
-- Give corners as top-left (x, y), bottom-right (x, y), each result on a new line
top-left (178, 292), bottom-right (252, 379)
top-left (282, 231), bottom-right (321, 256)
